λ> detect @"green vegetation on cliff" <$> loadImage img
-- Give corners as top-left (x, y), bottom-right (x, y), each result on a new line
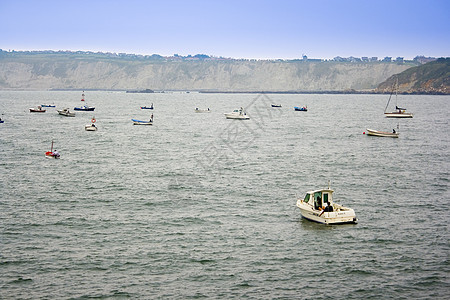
top-left (377, 58), bottom-right (449, 94)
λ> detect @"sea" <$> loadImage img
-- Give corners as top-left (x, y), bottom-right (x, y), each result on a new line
top-left (0, 91), bottom-right (448, 299)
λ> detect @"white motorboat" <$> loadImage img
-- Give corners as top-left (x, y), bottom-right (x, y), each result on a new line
top-left (85, 124), bottom-right (97, 131)
top-left (195, 108), bottom-right (211, 113)
top-left (57, 108), bottom-right (75, 117)
top-left (224, 107), bottom-right (249, 120)
top-left (366, 128), bottom-right (399, 138)
top-left (296, 188), bottom-right (357, 225)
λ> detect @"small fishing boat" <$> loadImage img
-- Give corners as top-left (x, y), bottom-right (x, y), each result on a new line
top-left (132, 114), bottom-right (153, 125)
top-left (85, 117), bottom-right (98, 131)
top-left (85, 124), bottom-right (98, 131)
top-left (30, 106), bottom-right (46, 113)
top-left (195, 108), bottom-right (211, 113)
top-left (271, 104), bottom-right (282, 108)
top-left (41, 104), bottom-right (55, 107)
top-left (74, 105), bottom-right (95, 111)
top-left (294, 106), bottom-right (307, 111)
top-left (45, 141), bottom-right (60, 159)
top-left (57, 108), bottom-right (75, 117)
top-left (141, 104), bottom-right (154, 110)
top-left (296, 188), bottom-right (357, 225)
top-left (224, 107), bottom-right (250, 120)
top-left (384, 77), bottom-right (413, 118)
top-left (365, 128), bottom-right (399, 138)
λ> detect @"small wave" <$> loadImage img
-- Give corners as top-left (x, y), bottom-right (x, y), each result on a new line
top-left (9, 277), bottom-right (33, 284)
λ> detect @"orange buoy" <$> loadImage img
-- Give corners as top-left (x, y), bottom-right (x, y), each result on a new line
top-left (91, 118), bottom-right (96, 123)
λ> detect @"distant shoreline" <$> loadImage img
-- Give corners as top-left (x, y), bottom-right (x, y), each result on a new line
top-left (0, 88), bottom-right (447, 95)
top-left (197, 90), bottom-right (449, 95)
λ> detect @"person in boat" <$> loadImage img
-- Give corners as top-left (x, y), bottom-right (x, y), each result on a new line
top-left (319, 201), bottom-right (333, 216)
top-left (52, 149), bottom-right (60, 158)
top-left (393, 128), bottom-right (396, 133)
top-left (150, 114), bottom-right (154, 122)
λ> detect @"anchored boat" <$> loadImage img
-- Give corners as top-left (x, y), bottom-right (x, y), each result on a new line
top-left (57, 108), bottom-right (75, 117)
top-left (85, 117), bottom-right (98, 131)
top-left (296, 188), bottom-right (357, 224)
top-left (224, 107), bottom-right (249, 119)
top-left (366, 128), bottom-right (399, 138)
top-left (141, 104), bottom-right (154, 110)
top-left (30, 106), bottom-right (46, 113)
top-left (384, 77), bottom-right (413, 118)
top-left (74, 105), bottom-right (95, 111)
top-left (195, 108), bottom-right (211, 113)
top-left (132, 114), bottom-right (153, 125)
top-left (294, 106), bottom-right (307, 111)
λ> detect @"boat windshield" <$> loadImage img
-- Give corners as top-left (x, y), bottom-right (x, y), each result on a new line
top-left (323, 193), bottom-right (329, 203)
top-left (304, 193), bottom-right (310, 203)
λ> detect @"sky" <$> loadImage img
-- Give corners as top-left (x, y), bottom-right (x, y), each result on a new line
top-left (0, 0), bottom-right (449, 60)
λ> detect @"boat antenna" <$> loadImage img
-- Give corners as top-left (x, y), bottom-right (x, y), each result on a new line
top-left (328, 180), bottom-right (331, 189)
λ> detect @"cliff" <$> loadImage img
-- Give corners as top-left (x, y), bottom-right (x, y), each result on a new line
top-left (376, 58), bottom-right (450, 94)
top-left (0, 52), bottom-right (413, 91)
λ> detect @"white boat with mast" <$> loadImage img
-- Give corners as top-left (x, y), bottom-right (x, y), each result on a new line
top-left (296, 186), bottom-right (357, 225)
top-left (384, 77), bottom-right (413, 118)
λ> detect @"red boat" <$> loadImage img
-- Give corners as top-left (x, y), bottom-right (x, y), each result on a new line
top-left (30, 106), bottom-right (46, 113)
top-left (45, 141), bottom-right (60, 159)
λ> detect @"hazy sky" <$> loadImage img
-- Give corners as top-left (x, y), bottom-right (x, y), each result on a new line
top-left (1, 0), bottom-right (449, 59)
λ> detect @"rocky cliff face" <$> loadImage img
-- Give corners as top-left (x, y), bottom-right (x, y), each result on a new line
top-left (376, 58), bottom-right (450, 94)
top-left (0, 58), bottom-right (412, 91)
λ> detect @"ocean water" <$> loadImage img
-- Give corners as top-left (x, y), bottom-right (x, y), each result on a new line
top-left (0, 91), bottom-right (448, 299)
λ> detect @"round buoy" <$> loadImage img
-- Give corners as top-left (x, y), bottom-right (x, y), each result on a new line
top-left (91, 118), bottom-right (96, 123)
top-left (363, 132), bottom-right (365, 134)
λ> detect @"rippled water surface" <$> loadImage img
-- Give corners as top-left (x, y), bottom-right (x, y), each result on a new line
top-left (0, 91), bottom-right (449, 299)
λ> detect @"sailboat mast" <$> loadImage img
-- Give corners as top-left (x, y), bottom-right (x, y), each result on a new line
top-left (384, 81), bottom-right (395, 113)
top-left (51, 140), bottom-right (54, 152)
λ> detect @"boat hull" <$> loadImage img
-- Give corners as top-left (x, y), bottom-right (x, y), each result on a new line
top-left (85, 125), bottom-right (97, 131)
top-left (141, 107), bottom-right (154, 110)
top-left (132, 119), bottom-right (153, 125)
top-left (224, 113), bottom-right (249, 119)
top-left (45, 152), bottom-right (60, 159)
top-left (366, 129), bottom-right (399, 138)
top-left (384, 112), bottom-right (413, 118)
top-left (74, 107), bottom-right (95, 111)
top-left (58, 111), bottom-right (75, 117)
top-left (30, 109), bottom-right (46, 113)
top-left (294, 107), bottom-right (307, 111)
top-left (297, 200), bottom-right (357, 225)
